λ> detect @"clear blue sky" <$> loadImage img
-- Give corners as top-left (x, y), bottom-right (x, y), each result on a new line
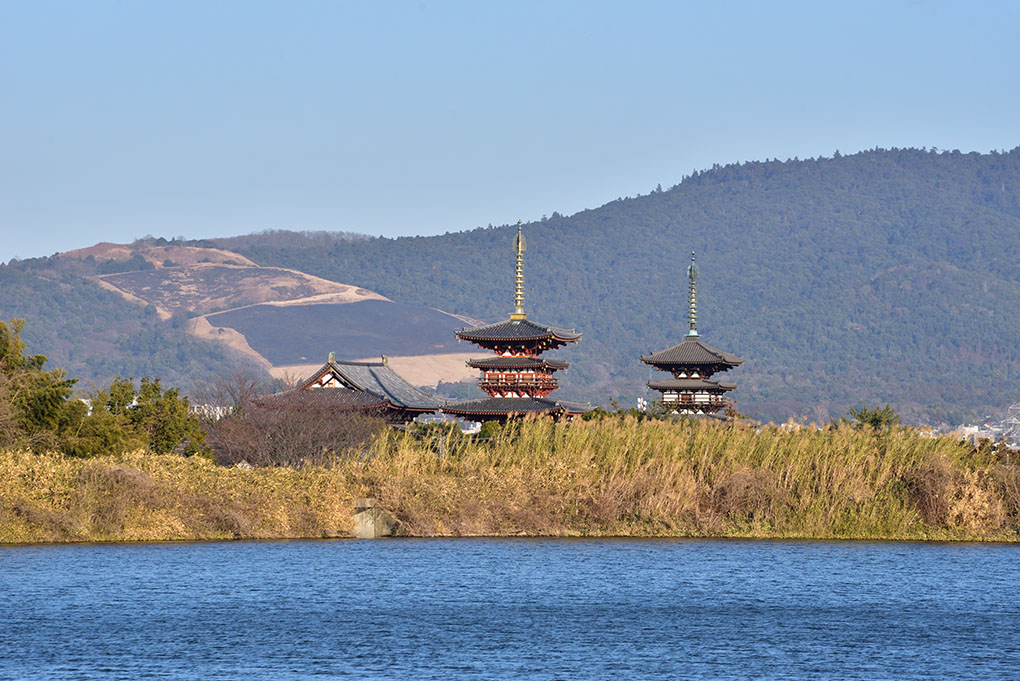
top-left (2, 1), bottom-right (1019, 262)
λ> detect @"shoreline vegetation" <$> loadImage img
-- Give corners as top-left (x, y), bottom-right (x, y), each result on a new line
top-left (3, 417), bottom-right (1018, 545)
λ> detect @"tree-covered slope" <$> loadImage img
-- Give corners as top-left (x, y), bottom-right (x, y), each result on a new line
top-left (0, 257), bottom-right (255, 391)
top-left (216, 148), bottom-right (1020, 423)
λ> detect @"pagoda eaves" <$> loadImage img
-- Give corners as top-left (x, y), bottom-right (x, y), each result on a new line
top-left (641, 336), bottom-right (743, 377)
top-left (456, 318), bottom-right (580, 354)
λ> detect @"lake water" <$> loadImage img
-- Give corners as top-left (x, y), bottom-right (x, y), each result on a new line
top-left (1, 538), bottom-right (1018, 680)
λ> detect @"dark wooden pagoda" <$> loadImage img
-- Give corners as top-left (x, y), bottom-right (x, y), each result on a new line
top-left (442, 223), bottom-right (589, 422)
top-left (641, 252), bottom-right (743, 414)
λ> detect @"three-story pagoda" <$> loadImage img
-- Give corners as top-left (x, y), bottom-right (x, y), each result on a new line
top-left (443, 223), bottom-right (589, 421)
top-left (641, 252), bottom-right (743, 414)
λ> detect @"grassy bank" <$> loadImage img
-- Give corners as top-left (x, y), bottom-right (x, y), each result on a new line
top-left (2, 418), bottom-right (1018, 544)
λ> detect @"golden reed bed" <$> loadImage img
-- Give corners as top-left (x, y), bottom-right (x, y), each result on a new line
top-left (2, 417), bottom-right (1017, 544)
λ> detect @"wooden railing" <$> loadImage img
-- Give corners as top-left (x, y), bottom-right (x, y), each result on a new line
top-left (660, 393), bottom-right (728, 407)
top-left (480, 377), bottom-right (559, 391)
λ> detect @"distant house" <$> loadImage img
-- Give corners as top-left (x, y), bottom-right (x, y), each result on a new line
top-left (257, 355), bottom-right (447, 424)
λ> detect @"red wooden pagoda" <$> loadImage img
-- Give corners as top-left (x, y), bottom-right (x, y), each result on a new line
top-left (442, 223), bottom-right (588, 421)
top-left (641, 252), bottom-right (743, 414)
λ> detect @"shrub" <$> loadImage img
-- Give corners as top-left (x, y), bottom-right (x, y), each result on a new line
top-left (58, 377), bottom-right (206, 457)
top-left (0, 318), bottom-right (75, 451)
top-left (57, 397), bottom-right (146, 458)
top-left (205, 401), bottom-right (387, 467)
top-left (849, 404), bottom-right (900, 429)
top-left (128, 377), bottom-right (206, 455)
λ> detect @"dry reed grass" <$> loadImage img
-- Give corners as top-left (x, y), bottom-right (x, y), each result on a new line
top-left (2, 417), bottom-right (1018, 544)
top-left (0, 450), bottom-right (357, 543)
top-left (354, 417), bottom-right (1019, 541)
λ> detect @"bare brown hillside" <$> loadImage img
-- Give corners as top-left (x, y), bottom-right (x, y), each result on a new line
top-left (97, 264), bottom-right (388, 317)
top-left (64, 242), bottom-right (258, 268)
top-left (56, 241), bottom-right (478, 387)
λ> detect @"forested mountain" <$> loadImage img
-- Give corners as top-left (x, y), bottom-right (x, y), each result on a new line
top-left (210, 147), bottom-right (1020, 424)
top-left (0, 256), bottom-right (254, 390)
top-left (3, 147), bottom-right (1019, 423)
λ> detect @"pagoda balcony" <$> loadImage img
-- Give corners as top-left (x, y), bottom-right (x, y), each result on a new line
top-left (479, 376), bottom-right (560, 394)
top-left (659, 392), bottom-right (730, 407)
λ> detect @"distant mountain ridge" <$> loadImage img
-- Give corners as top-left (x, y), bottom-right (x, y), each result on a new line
top-left (207, 147), bottom-right (1020, 423)
top-left (2, 147), bottom-right (1018, 423)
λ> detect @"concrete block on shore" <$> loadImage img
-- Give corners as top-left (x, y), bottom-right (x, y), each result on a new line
top-left (353, 498), bottom-right (404, 538)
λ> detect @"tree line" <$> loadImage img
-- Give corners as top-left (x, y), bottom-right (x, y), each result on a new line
top-left (1, 318), bottom-right (205, 457)
top-left (0, 318), bottom-right (386, 464)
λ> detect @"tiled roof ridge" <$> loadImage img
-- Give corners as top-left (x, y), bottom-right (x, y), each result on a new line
top-left (329, 359), bottom-right (385, 367)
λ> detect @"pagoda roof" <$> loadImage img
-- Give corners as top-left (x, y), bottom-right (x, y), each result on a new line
top-left (647, 378), bottom-right (737, 392)
top-left (299, 359), bottom-right (447, 412)
top-left (641, 336), bottom-right (743, 368)
top-left (442, 396), bottom-right (590, 417)
top-left (466, 357), bottom-right (570, 370)
top-left (456, 318), bottom-right (580, 344)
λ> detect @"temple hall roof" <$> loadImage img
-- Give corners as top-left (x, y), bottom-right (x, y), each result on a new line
top-left (300, 359), bottom-right (447, 412)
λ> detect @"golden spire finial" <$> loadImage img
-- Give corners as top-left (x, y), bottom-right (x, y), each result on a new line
top-left (510, 220), bottom-right (527, 320)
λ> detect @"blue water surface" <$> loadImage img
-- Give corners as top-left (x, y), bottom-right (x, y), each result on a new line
top-left (1, 538), bottom-right (1018, 680)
